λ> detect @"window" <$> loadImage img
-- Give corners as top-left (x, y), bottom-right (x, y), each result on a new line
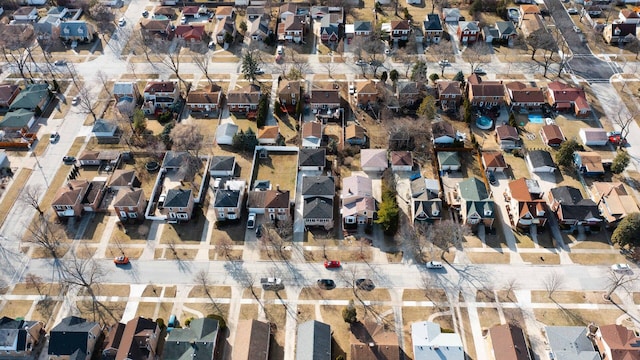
top-left (120, 211), bottom-right (127, 218)
top-left (177, 213), bottom-right (188, 219)
top-left (345, 217), bottom-right (356, 224)
top-left (66, 205), bottom-right (72, 210)
top-left (129, 207), bottom-right (134, 211)
top-left (269, 208), bottom-right (275, 212)
top-left (218, 212), bottom-right (225, 218)
top-left (129, 213), bottom-right (138, 218)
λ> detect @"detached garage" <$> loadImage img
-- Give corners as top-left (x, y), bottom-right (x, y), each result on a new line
top-left (579, 128), bottom-right (608, 146)
top-left (216, 123), bottom-right (238, 146)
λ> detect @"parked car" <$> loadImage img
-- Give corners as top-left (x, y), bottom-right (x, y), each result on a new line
top-left (118, 17), bottom-right (126, 26)
top-left (114, 256), bottom-right (129, 265)
top-left (426, 261), bottom-right (444, 269)
top-left (63, 156), bottom-right (76, 164)
top-left (254, 68), bottom-right (265, 75)
top-left (349, 84), bottom-right (355, 95)
top-left (261, 277), bottom-right (284, 291)
top-left (256, 224), bottom-right (263, 238)
top-left (573, 25), bottom-right (581, 33)
top-left (54, 60), bottom-right (66, 66)
top-left (473, 67), bottom-right (486, 75)
top-left (142, 10), bottom-right (149, 17)
top-left (317, 279), bottom-right (336, 290)
top-left (567, 7), bottom-right (578, 14)
top-left (324, 260), bottom-right (341, 269)
top-left (355, 59), bottom-right (366, 66)
top-left (276, 45), bottom-right (284, 55)
top-left (50, 131), bottom-right (59, 144)
top-left (438, 59), bottom-right (450, 67)
top-left (612, 263), bottom-right (632, 273)
top-left (247, 213), bottom-right (256, 229)
top-left (488, 171), bottom-right (498, 186)
top-left (356, 278), bottom-right (375, 291)
top-left (72, 96), bottom-right (80, 106)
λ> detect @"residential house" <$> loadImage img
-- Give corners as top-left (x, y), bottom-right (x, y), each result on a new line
top-left (411, 178), bottom-right (442, 223)
top-left (247, 188), bottom-right (290, 221)
top-left (182, 6), bottom-right (207, 18)
top-left (548, 186), bottom-right (602, 226)
top-left (35, 10), bottom-right (63, 38)
top-left (278, 15), bottom-right (307, 43)
top-left (174, 24), bottom-right (206, 42)
top-left (278, 80), bottom-right (301, 110)
top-left (436, 81), bottom-right (463, 111)
top-left (468, 75), bottom-right (505, 107)
top-left (345, 21), bottom-right (372, 41)
top-left (246, 6), bottom-right (265, 21)
top-left (279, 2), bottom-right (308, 22)
top-left (319, 14), bottom-right (341, 46)
top-left (161, 151), bottom-right (192, 170)
top-left (519, 4), bottom-right (540, 20)
top-left (603, 23), bottom-right (637, 43)
top-left (51, 180), bottom-right (91, 218)
top-left (586, 6), bottom-right (603, 17)
top-left (483, 26), bottom-right (500, 43)
top-left (60, 21), bottom-right (96, 42)
top-left (574, 151), bottom-right (605, 176)
top-left (227, 84), bottom-right (261, 113)
top-left (187, 84), bottom-right (223, 114)
top-left (142, 81), bottom-right (179, 115)
top-left (309, 88), bottom-right (341, 115)
top-left (91, 119), bottom-right (119, 144)
top-left (310, 6), bottom-right (329, 19)
top-left (457, 21), bottom-right (480, 44)
top-left (457, 177), bottom-right (495, 228)
top-left (213, 179), bottom-right (246, 220)
top-left (495, 125), bottom-right (521, 150)
top-left (391, 151), bottom-right (413, 171)
top-left (77, 150), bottom-right (120, 167)
top-left (619, 9), bottom-right (640, 23)
top-left (423, 14), bottom-right (443, 43)
top-left (345, 124), bottom-right (367, 145)
top-left (112, 82), bottom-right (140, 104)
top-left (591, 182), bottom-right (640, 227)
top-left (432, 121), bottom-right (457, 145)
top-left (154, 7), bottom-right (176, 19)
top-left (579, 128), bottom-right (608, 146)
top-left (258, 126), bottom-right (280, 145)
top-left (505, 82), bottom-right (546, 111)
top-left (526, 150), bottom-right (556, 173)
top-left (546, 326), bottom-right (599, 360)
top-left (488, 324), bottom-right (532, 360)
top-left (341, 175), bottom-right (376, 226)
top-left (13, 7), bottom-right (38, 21)
top-left (438, 151), bottom-right (461, 172)
top-left (102, 317), bottom-right (160, 360)
top-left (214, 6), bottom-right (236, 21)
top-left (214, 18), bottom-right (237, 44)
top-left (507, 178), bottom-right (547, 228)
top-left (350, 321), bottom-right (401, 360)
top-left (0, 84), bottom-right (20, 109)
top-left (163, 318), bottom-right (219, 360)
top-left (139, 19), bottom-right (171, 38)
top-left (209, 156), bottom-right (236, 177)
top-left (113, 188), bottom-right (146, 223)
top-left (302, 176), bottom-right (335, 229)
top-left (299, 148), bottom-right (326, 171)
top-left (48, 316), bottom-right (101, 360)
top-left (246, 15), bottom-right (270, 43)
top-left (520, 13), bottom-right (545, 38)
top-left (546, 81), bottom-right (592, 117)
top-left (595, 324), bottom-right (640, 360)
top-left (108, 170), bottom-right (141, 189)
top-left (412, 321), bottom-right (464, 360)
top-left (360, 149), bottom-right (388, 172)
top-left (215, 123), bottom-right (238, 145)
top-left (232, 320), bottom-right (270, 360)
top-left (0, 109), bottom-right (36, 132)
top-left (390, 20), bottom-right (411, 42)
top-left (163, 188), bottom-right (194, 222)
top-left (396, 81), bottom-right (422, 107)
top-left (0, 316), bottom-right (44, 358)
top-left (482, 151), bottom-right (507, 173)
top-left (9, 83), bottom-right (49, 112)
top-left (295, 321), bottom-right (331, 360)
top-left (355, 80), bottom-right (378, 106)
top-left (540, 124), bottom-right (565, 146)
top-left (496, 21), bottom-right (518, 44)
top-left (442, 8), bottom-right (462, 22)
top-left (301, 121), bottom-right (323, 148)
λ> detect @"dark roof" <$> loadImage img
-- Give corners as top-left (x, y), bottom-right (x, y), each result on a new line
top-left (163, 318), bottom-right (219, 360)
top-left (214, 189), bottom-right (240, 207)
top-left (164, 188), bottom-right (192, 208)
top-left (304, 197), bottom-right (334, 219)
top-left (210, 156), bottom-right (236, 172)
top-left (528, 150), bottom-right (555, 168)
top-left (552, 186), bottom-right (600, 221)
top-left (302, 176), bottom-right (335, 196)
top-left (489, 324), bottom-right (530, 360)
top-left (353, 21), bottom-right (372, 32)
top-left (162, 151), bottom-right (191, 169)
top-left (432, 121), bottom-right (455, 138)
top-left (424, 13), bottom-right (443, 31)
top-left (232, 320), bottom-right (270, 360)
top-left (299, 148), bottom-right (326, 167)
top-left (296, 321), bottom-right (331, 360)
top-left (113, 188), bottom-right (144, 208)
top-left (115, 317), bottom-right (158, 360)
top-left (49, 317), bottom-right (98, 357)
top-left (550, 186), bottom-right (590, 206)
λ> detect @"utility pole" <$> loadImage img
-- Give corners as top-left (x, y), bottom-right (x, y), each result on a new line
top-left (32, 152), bottom-right (49, 188)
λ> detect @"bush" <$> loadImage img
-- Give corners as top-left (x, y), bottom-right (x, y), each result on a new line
top-left (158, 111), bottom-right (173, 125)
top-left (336, 356), bottom-right (345, 360)
top-left (156, 318), bottom-right (165, 329)
top-left (184, 317), bottom-right (193, 327)
top-left (611, 150), bottom-right (630, 174)
top-left (342, 301), bottom-right (357, 323)
top-left (206, 314), bottom-right (227, 329)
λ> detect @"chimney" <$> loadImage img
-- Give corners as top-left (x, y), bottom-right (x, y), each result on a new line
top-left (68, 183), bottom-right (73, 190)
top-left (276, 184), bottom-right (280, 192)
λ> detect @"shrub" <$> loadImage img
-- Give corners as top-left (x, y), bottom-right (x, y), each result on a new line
top-left (156, 318), bottom-right (165, 329)
top-left (184, 317), bottom-right (193, 327)
top-left (342, 300), bottom-right (357, 323)
top-left (206, 314), bottom-right (227, 329)
top-left (158, 111), bottom-right (173, 125)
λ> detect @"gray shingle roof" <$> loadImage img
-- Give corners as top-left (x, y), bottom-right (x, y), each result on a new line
top-left (49, 317), bottom-right (98, 357)
top-left (210, 156), bottom-right (235, 172)
top-left (304, 197), bottom-right (334, 219)
top-left (162, 151), bottom-right (191, 169)
top-left (302, 176), bottom-right (335, 196)
top-left (299, 148), bottom-right (326, 167)
top-left (0, 109), bottom-right (34, 128)
top-left (9, 83), bottom-right (48, 111)
top-left (545, 326), bottom-right (599, 360)
top-left (296, 320), bottom-right (331, 360)
top-left (214, 189), bottom-right (240, 207)
top-left (164, 318), bottom-right (219, 360)
top-left (528, 150), bottom-right (556, 168)
top-left (424, 14), bottom-right (443, 31)
top-left (164, 188), bottom-right (192, 208)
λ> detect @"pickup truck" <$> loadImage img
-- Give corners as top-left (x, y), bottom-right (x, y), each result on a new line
top-left (260, 277), bottom-right (283, 290)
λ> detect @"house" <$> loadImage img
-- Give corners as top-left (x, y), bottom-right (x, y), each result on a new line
top-left (213, 179), bottom-right (246, 220)
top-left (278, 80), bottom-right (301, 110)
top-left (591, 182), bottom-right (640, 227)
top-left (423, 14), bottom-right (443, 43)
top-left (520, 13), bottom-right (545, 37)
top-left (36, 13), bottom-right (62, 38)
top-left (302, 176), bottom-right (334, 200)
top-left (411, 178), bottom-right (442, 223)
top-left (227, 84), bottom-right (261, 113)
top-left (163, 318), bottom-right (219, 360)
top-left (432, 121), bottom-right (457, 145)
top-left (495, 125), bottom-right (521, 150)
top-left (619, 9), bottom-right (640, 24)
top-left (595, 324), bottom-right (640, 360)
top-left (345, 124), bottom-right (367, 145)
top-left (519, 4), bottom-right (540, 18)
top-left (102, 317), bottom-right (160, 360)
top-left (0, 316), bottom-right (44, 358)
top-left (302, 121), bottom-right (323, 148)
top-left (482, 151), bottom-right (507, 173)
top-left (390, 20), bottom-right (411, 42)
top-left (546, 326), bottom-right (599, 360)
top-left (355, 80), bottom-right (378, 106)
top-left (488, 324), bottom-right (532, 360)
top-left (296, 321), bottom-right (331, 360)
top-left (302, 176), bottom-right (335, 229)
top-left (442, 8), bottom-right (462, 22)
top-left (526, 150), bottom-right (556, 173)
top-left (209, 156), bottom-right (236, 177)
top-left (142, 81), bottom-right (179, 115)
top-left (278, 15), bottom-right (307, 43)
top-left (13, 6), bottom-right (38, 21)
top-left (437, 81), bottom-right (463, 111)
top-left (112, 82), bottom-right (140, 104)
top-left (258, 126), bottom-right (280, 145)
top-left (360, 149), bottom-right (388, 172)
top-left (457, 21), bottom-right (480, 44)
top-left (574, 151), bottom-right (605, 176)
top-left (162, 188), bottom-right (194, 222)
top-left (187, 84), bottom-right (223, 114)
top-left (279, 2), bottom-right (308, 21)
top-left (154, 7), bottom-right (176, 19)
top-left (468, 75), bottom-right (505, 107)
top-left (246, 6), bottom-right (265, 21)
top-left (496, 21), bottom-right (518, 43)
top-left (319, 15), bottom-right (340, 46)
top-left (174, 24), bottom-right (206, 42)
top-left (214, 6), bottom-right (236, 21)
top-left (161, 151), bottom-right (193, 170)
top-left (341, 175), bottom-right (376, 226)
top-left (505, 82), bottom-right (546, 111)
top-left (412, 321), bottom-right (464, 360)
top-left (77, 150), bottom-right (120, 167)
top-left (108, 170), bottom-right (140, 189)
top-left (348, 21), bottom-right (372, 39)
top-left (586, 5), bottom-right (603, 16)
top-left (247, 189), bottom-right (290, 221)
top-left (113, 188), bottom-right (146, 223)
top-left (232, 320), bottom-right (270, 360)
top-left (9, 83), bottom-right (49, 112)
top-left (299, 148), bottom-right (326, 171)
top-left (350, 321), bottom-right (401, 360)
top-left (391, 151), bottom-right (413, 171)
top-left (603, 23), bottom-right (637, 43)
top-left (139, 19), bottom-right (171, 37)
top-left (60, 21), bottom-right (96, 42)
top-left (51, 179), bottom-right (91, 218)
top-left (215, 122), bottom-right (238, 145)
top-left (0, 109), bottom-right (36, 131)
top-left (311, 6), bottom-right (329, 19)
top-left (0, 84), bottom-right (20, 109)
top-left (246, 15), bottom-right (270, 43)
top-left (540, 124), bottom-right (565, 146)
top-left (396, 81), bottom-right (422, 107)
top-left (438, 151), bottom-right (461, 171)
top-left (546, 81), bottom-right (591, 118)
top-left (91, 119), bottom-right (119, 143)
top-left (48, 316), bottom-right (101, 360)
top-left (507, 178), bottom-right (547, 228)
top-left (548, 186), bottom-right (602, 226)
top-left (483, 26), bottom-right (500, 43)
top-left (309, 89), bottom-right (341, 112)
top-left (579, 128), bottom-right (608, 146)
top-left (214, 18), bottom-right (236, 44)
top-left (457, 177), bottom-right (495, 228)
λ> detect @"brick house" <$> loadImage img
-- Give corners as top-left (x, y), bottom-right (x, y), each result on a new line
top-left (457, 21), bottom-right (480, 44)
top-left (436, 80), bottom-right (463, 111)
top-left (467, 75), bottom-right (505, 107)
top-left (227, 84), bottom-right (261, 113)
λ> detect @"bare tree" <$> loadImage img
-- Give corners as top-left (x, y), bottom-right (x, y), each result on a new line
top-left (76, 84), bottom-right (100, 122)
top-left (605, 269), bottom-right (637, 300)
top-left (194, 270), bottom-right (223, 314)
top-left (611, 102), bottom-right (637, 148)
top-left (20, 185), bottom-right (44, 216)
top-left (503, 278), bottom-right (519, 301)
top-left (24, 214), bottom-right (65, 258)
top-left (322, 62), bottom-right (338, 78)
top-left (429, 42), bottom-right (455, 76)
top-left (167, 239), bottom-right (179, 259)
top-left (463, 42), bottom-right (492, 73)
top-left (170, 123), bottom-right (204, 156)
top-left (25, 273), bottom-right (45, 295)
top-left (276, 218), bottom-right (293, 240)
top-left (192, 45), bottom-right (213, 84)
top-left (0, 24), bottom-right (37, 83)
top-left (153, 39), bottom-right (190, 92)
top-left (526, 28), bottom-right (555, 60)
top-left (96, 70), bottom-right (112, 97)
top-left (543, 271), bottom-right (564, 299)
top-left (216, 237), bottom-right (234, 260)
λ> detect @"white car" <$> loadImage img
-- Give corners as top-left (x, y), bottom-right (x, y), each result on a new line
top-left (50, 131), bottom-right (59, 144)
top-left (573, 26), bottom-right (581, 33)
top-left (567, 7), bottom-right (578, 14)
top-left (426, 261), bottom-right (444, 269)
top-left (118, 17), bottom-right (126, 26)
top-left (349, 84), bottom-right (355, 95)
top-left (438, 59), bottom-right (450, 67)
top-left (71, 96), bottom-right (80, 106)
top-left (611, 264), bottom-right (632, 273)
top-left (247, 213), bottom-right (256, 229)
top-left (276, 45), bottom-right (284, 55)
top-left (254, 68), bottom-right (265, 75)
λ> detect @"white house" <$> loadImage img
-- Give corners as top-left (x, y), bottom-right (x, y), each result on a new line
top-left (361, 149), bottom-right (388, 172)
top-left (216, 122), bottom-right (238, 145)
top-left (412, 321), bottom-right (464, 360)
top-left (579, 128), bottom-right (608, 146)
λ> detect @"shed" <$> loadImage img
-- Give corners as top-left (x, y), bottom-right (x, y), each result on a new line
top-left (216, 123), bottom-right (238, 145)
top-left (438, 151), bottom-right (461, 171)
top-left (526, 150), bottom-right (556, 173)
top-left (579, 128), bottom-right (608, 146)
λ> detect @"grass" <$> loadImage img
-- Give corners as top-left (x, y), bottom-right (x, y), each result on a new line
top-left (160, 217), bottom-right (207, 243)
top-left (0, 300), bottom-right (33, 318)
top-left (238, 304), bottom-right (259, 320)
top-left (299, 287), bottom-right (356, 301)
top-left (531, 290), bottom-right (620, 304)
top-left (320, 305), bottom-right (351, 359)
top-left (467, 251), bottom-right (511, 264)
top-left (93, 284), bottom-right (130, 297)
top-left (142, 285), bottom-right (162, 297)
top-left (520, 252), bottom-right (561, 265)
top-left (77, 213), bottom-right (109, 242)
top-left (110, 221), bottom-right (152, 244)
top-left (403, 288), bottom-right (450, 303)
top-left (477, 307), bottom-right (501, 330)
top-left (188, 285), bottom-right (232, 299)
top-left (11, 283), bottom-right (62, 296)
top-left (155, 248), bottom-right (199, 260)
top-left (254, 151), bottom-right (298, 196)
top-left (458, 307), bottom-right (476, 360)
top-left (136, 302), bottom-right (159, 319)
top-left (534, 308), bottom-right (624, 327)
top-left (569, 252), bottom-right (627, 265)
top-left (264, 304), bottom-right (287, 360)
top-left (303, 248), bottom-right (372, 262)
top-left (0, 169), bottom-right (32, 228)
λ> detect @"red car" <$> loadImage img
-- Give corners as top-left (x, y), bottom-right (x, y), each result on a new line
top-left (114, 256), bottom-right (129, 265)
top-left (324, 260), bottom-right (341, 269)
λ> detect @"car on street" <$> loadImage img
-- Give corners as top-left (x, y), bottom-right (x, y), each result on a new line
top-left (54, 60), bottom-right (66, 66)
top-left (72, 96), bottom-right (80, 106)
top-left (114, 256), bottom-right (129, 265)
top-left (567, 7), bottom-right (578, 14)
top-left (573, 26), bottom-right (581, 33)
top-left (118, 17), bottom-right (126, 26)
top-left (612, 263), bottom-right (632, 273)
top-left (50, 131), bottom-right (59, 144)
top-left (384, 48), bottom-right (391, 55)
top-left (426, 261), bottom-right (444, 269)
top-left (261, 277), bottom-right (283, 291)
top-left (317, 279), bottom-right (336, 290)
top-left (254, 68), bottom-right (265, 75)
top-left (473, 67), bottom-right (486, 75)
top-left (355, 278), bottom-right (375, 291)
top-left (63, 156), bottom-right (76, 164)
top-left (247, 213), bottom-right (256, 229)
top-left (142, 10), bottom-right (149, 17)
top-left (208, 41), bottom-right (215, 49)
top-left (438, 59), bottom-right (450, 67)
top-left (324, 260), bottom-right (341, 269)
top-left (349, 84), bottom-right (355, 94)
top-left (355, 59), bottom-right (366, 66)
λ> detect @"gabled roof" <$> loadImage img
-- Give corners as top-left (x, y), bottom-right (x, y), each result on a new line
top-left (489, 324), bottom-right (531, 360)
top-left (541, 124), bottom-right (565, 142)
top-left (264, 189), bottom-right (290, 208)
top-left (547, 81), bottom-right (587, 103)
top-left (506, 81), bottom-right (545, 103)
top-left (115, 317), bottom-right (158, 360)
top-left (459, 21), bottom-right (480, 31)
top-left (356, 80), bottom-right (377, 94)
top-left (164, 318), bottom-right (219, 360)
top-left (0, 109), bottom-right (34, 129)
top-left (0, 84), bottom-right (19, 103)
top-left (459, 177), bottom-right (489, 200)
top-left (391, 20), bottom-right (410, 30)
top-left (360, 149), bottom-right (388, 169)
top-left (391, 151), bottom-right (412, 166)
top-left (231, 320), bottom-right (271, 360)
top-left (164, 188), bottom-right (192, 208)
top-left (592, 182), bottom-right (640, 221)
top-left (528, 150), bottom-right (556, 168)
top-left (112, 82), bottom-right (136, 96)
top-left (350, 321), bottom-right (401, 360)
top-left (60, 21), bottom-right (94, 38)
top-left (342, 176), bottom-right (373, 198)
top-left (437, 80), bottom-right (462, 96)
top-left (217, 123), bottom-right (238, 138)
top-left (210, 156), bottom-right (236, 172)
top-left (174, 24), bottom-right (206, 39)
top-left (258, 126), bottom-right (279, 140)
top-left (424, 13), bottom-right (443, 31)
top-left (299, 148), bottom-right (326, 167)
top-left (496, 125), bottom-right (519, 140)
top-left (411, 178), bottom-right (440, 199)
top-left (437, 151), bottom-right (460, 166)
top-left (9, 83), bottom-right (48, 111)
top-left (345, 124), bottom-right (366, 139)
top-left (432, 121), bottom-right (456, 138)
top-left (598, 324), bottom-right (640, 360)
top-left (52, 180), bottom-right (89, 206)
top-left (551, 186), bottom-right (588, 205)
top-left (520, 4), bottom-right (541, 14)
top-left (309, 89), bottom-right (340, 105)
top-left (215, 6), bottom-right (235, 17)
top-left (304, 197), bottom-right (334, 219)
top-left (162, 151), bottom-right (191, 168)
top-left (214, 189), bottom-right (240, 207)
top-left (302, 122), bottom-right (322, 138)
top-left (246, 6), bottom-right (266, 17)
top-left (496, 21), bottom-right (517, 36)
top-left (482, 151), bottom-right (507, 168)
top-left (575, 151), bottom-right (604, 173)
top-left (283, 15), bottom-right (306, 31)
top-left (353, 21), bottom-right (372, 32)
top-left (397, 81), bottom-right (420, 96)
top-left (49, 316), bottom-right (98, 357)
top-left (187, 84), bottom-right (222, 104)
top-left (227, 84), bottom-right (261, 104)
top-left (302, 176), bottom-right (335, 196)
top-left (470, 81), bottom-right (505, 97)
top-left (342, 196), bottom-right (376, 216)
top-left (508, 178), bottom-right (542, 201)
top-left (545, 326), bottom-right (599, 360)
top-left (278, 80), bottom-right (301, 95)
top-left (581, 128), bottom-right (607, 142)
top-left (113, 188), bottom-right (145, 208)
top-left (296, 320), bottom-right (331, 360)
top-left (144, 81), bottom-right (176, 94)
top-left (92, 119), bottom-right (118, 134)
top-left (442, 8), bottom-right (462, 19)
